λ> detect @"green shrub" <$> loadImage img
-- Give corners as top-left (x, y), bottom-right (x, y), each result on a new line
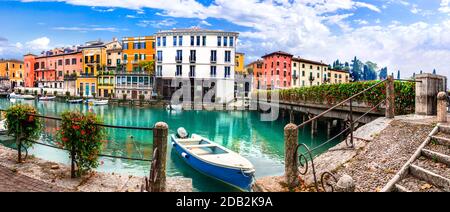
top-left (5, 104), bottom-right (42, 148)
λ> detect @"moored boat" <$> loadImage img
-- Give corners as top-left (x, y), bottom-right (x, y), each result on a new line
top-left (8, 92), bottom-right (21, 99)
top-left (21, 95), bottom-right (35, 100)
top-left (39, 96), bottom-right (56, 101)
top-left (89, 100), bottom-right (108, 106)
top-left (166, 104), bottom-right (183, 111)
top-left (67, 99), bottom-right (83, 104)
top-left (171, 128), bottom-right (255, 191)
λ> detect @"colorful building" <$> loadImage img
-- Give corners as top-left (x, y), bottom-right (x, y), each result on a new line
top-left (247, 60), bottom-right (263, 89)
top-left (98, 38), bottom-right (122, 98)
top-left (78, 41), bottom-right (106, 97)
top-left (291, 57), bottom-right (329, 87)
top-left (329, 69), bottom-right (351, 84)
top-left (261, 51), bottom-right (293, 89)
top-left (0, 59), bottom-right (24, 88)
top-left (23, 54), bottom-right (37, 87)
top-left (235, 52), bottom-right (245, 74)
top-left (116, 36), bottom-right (155, 100)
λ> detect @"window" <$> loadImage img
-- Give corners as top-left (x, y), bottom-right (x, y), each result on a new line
top-left (196, 36), bottom-right (200, 46)
top-left (229, 37), bottom-right (234, 47)
top-left (157, 65), bottom-right (162, 76)
top-left (210, 66), bottom-right (216, 77)
top-left (176, 50), bottom-right (183, 61)
top-left (225, 51), bottom-right (231, 63)
top-left (310, 65), bottom-right (313, 69)
top-left (190, 50), bottom-right (196, 62)
top-left (210, 50), bottom-right (217, 62)
top-left (317, 66), bottom-right (320, 70)
top-left (225, 66), bottom-right (231, 78)
top-left (302, 64), bottom-right (305, 68)
top-left (302, 71), bottom-right (305, 77)
top-left (65, 59), bottom-right (70, 65)
top-left (72, 58), bottom-right (77, 65)
top-left (152, 42), bottom-right (155, 49)
top-left (293, 63), bottom-right (297, 67)
top-left (284, 62), bottom-right (287, 69)
top-left (202, 36), bottom-right (206, 46)
top-left (176, 65), bottom-right (182, 76)
top-left (58, 60), bottom-right (62, 66)
top-left (277, 62), bottom-right (280, 66)
top-left (179, 36), bottom-right (183, 46)
top-left (173, 36), bottom-right (177, 46)
top-left (217, 36), bottom-right (222, 46)
top-left (134, 54), bottom-right (138, 61)
top-left (223, 36), bottom-right (228, 46)
top-left (141, 42), bottom-right (146, 49)
top-left (134, 42), bottom-right (140, 49)
top-left (117, 59), bottom-right (121, 65)
top-left (189, 65), bottom-right (195, 77)
top-left (157, 51), bottom-right (163, 62)
top-left (162, 37), bottom-right (166, 46)
top-left (123, 43), bottom-right (129, 50)
top-left (190, 36), bottom-right (195, 46)
top-left (124, 54), bottom-right (128, 61)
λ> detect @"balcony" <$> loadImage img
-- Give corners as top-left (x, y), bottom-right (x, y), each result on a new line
top-left (98, 83), bottom-right (114, 87)
top-left (79, 73), bottom-right (96, 78)
top-left (210, 57), bottom-right (217, 64)
top-left (86, 60), bottom-right (100, 66)
top-left (115, 70), bottom-right (152, 76)
top-left (115, 83), bottom-right (153, 89)
top-left (189, 56), bottom-right (196, 63)
top-left (63, 74), bottom-right (77, 81)
top-left (175, 56), bottom-right (182, 63)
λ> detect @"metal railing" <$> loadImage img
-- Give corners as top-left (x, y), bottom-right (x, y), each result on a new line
top-left (286, 76), bottom-right (400, 192)
top-left (0, 109), bottom-right (168, 192)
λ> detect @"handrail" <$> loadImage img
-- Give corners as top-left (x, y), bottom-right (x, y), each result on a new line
top-left (296, 79), bottom-right (387, 129)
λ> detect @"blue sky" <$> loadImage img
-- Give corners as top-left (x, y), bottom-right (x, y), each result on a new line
top-left (0, 0), bottom-right (449, 80)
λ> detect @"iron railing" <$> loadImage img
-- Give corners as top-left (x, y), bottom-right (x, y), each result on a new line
top-left (292, 78), bottom-right (394, 192)
top-left (0, 109), bottom-right (161, 191)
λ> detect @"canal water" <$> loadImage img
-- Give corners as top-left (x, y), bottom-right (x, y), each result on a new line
top-left (0, 98), bottom-right (342, 192)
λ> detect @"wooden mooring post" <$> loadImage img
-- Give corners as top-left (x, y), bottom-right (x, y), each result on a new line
top-left (284, 123), bottom-right (299, 189)
top-left (386, 75), bottom-right (395, 118)
top-left (437, 92), bottom-right (448, 123)
top-left (151, 122), bottom-right (168, 192)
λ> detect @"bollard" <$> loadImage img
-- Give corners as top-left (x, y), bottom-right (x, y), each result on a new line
top-left (437, 92), bottom-right (448, 123)
top-left (284, 123), bottom-right (299, 189)
top-left (386, 75), bottom-right (395, 118)
top-left (151, 122), bottom-right (168, 192)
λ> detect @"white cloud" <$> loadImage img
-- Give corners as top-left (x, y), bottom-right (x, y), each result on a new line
top-left (354, 19), bottom-right (369, 25)
top-left (200, 20), bottom-right (212, 26)
top-left (91, 7), bottom-right (115, 12)
top-left (440, 0), bottom-right (450, 13)
top-left (137, 19), bottom-right (177, 28)
top-left (126, 15), bottom-right (137, 19)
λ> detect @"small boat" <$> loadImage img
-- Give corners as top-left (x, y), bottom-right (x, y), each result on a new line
top-left (89, 100), bottom-right (109, 106)
top-left (8, 92), bottom-right (21, 99)
top-left (166, 104), bottom-right (183, 111)
top-left (171, 128), bottom-right (255, 191)
top-left (21, 95), bottom-right (35, 100)
top-left (67, 99), bottom-right (83, 104)
top-left (39, 96), bottom-right (56, 101)
top-left (0, 119), bottom-right (7, 135)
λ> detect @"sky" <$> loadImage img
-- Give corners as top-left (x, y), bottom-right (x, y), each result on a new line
top-left (0, 0), bottom-right (449, 80)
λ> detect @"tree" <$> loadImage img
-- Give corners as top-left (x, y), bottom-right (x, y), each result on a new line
top-left (379, 67), bottom-right (388, 80)
top-left (397, 70), bottom-right (401, 79)
top-left (139, 61), bottom-right (155, 75)
top-left (351, 56), bottom-right (364, 81)
top-left (433, 69), bottom-right (436, 75)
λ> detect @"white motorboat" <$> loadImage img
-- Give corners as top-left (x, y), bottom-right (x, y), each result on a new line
top-left (67, 99), bottom-right (83, 104)
top-left (39, 96), bottom-right (56, 101)
top-left (166, 104), bottom-right (183, 111)
top-left (89, 100), bottom-right (109, 106)
top-left (8, 92), bottom-right (21, 99)
top-left (21, 95), bottom-right (35, 100)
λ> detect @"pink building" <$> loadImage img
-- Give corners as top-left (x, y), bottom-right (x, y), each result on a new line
top-left (23, 54), bottom-right (36, 87)
top-left (261, 51), bottom-right (293, 89)
top-left (33, 48), bottom-right (82, 89)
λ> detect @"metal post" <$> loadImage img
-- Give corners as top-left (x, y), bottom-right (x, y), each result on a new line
top-left (386, 76), bottom-right (395, 118)
top-left (284, 123), bottom-right (299, 189)
top-left (151, 122), bottom-right (168, 192)
top-left (349, 98), bottom-right (354, 148)
top-left (16, 122), bottom-right (22, 163)
top-left (71, 141), bottom-right (76, 178)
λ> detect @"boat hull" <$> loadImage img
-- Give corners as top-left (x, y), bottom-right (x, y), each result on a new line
top-left (171, 136), bottom-right (254, 191)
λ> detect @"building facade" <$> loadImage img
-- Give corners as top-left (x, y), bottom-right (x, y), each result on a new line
top-left (235, 52), bottom-right (245, 74)
top-left (0, 60), bottom-right (24, 88)
top-left (23, 54), bottom-right (37, 88)
top-left (155, 28), bottom-right (238, 103)
top-left (247, 60), bottom-right (263, 89)
top-left (78, 41), bottom-right (106, 97)
top-left (98, 38), bottom-right (122, 98)
top-left (116, 36), bottom-right (155, 100)
top-left (329, 69), bottom-right (350, 84)
top-left (261, 51), bottom-right (293, 89)
top-left (292, 57), bottom-right (329, 87)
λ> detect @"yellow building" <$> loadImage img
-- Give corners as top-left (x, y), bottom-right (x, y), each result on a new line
top-left (235, 52), bottom-right (245, 74)
top-left (98, 38), bottom-right (122, 98)
top-left (329, 69), bottom-right (351, 84)
top-left (0, 60), bottom-right (24, 88)
top-left (78, 41), bottom-right (106, 97)
top-left (291, 57), bottom-right (329, 87)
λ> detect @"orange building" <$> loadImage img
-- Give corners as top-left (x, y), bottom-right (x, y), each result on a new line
top-left (0, 59), bottom-right (24, 88)
top-left (246, 60), bottom-right (263, 89)
top-left (121, 36), bottom-right (155, 72)
top-left (23, 54), bottom-right (37, 87)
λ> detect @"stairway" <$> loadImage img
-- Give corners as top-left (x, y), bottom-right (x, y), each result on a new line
top-left (383, 124), bottom-right (450, 192)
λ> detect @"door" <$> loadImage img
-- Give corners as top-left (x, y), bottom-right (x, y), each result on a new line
top-left (132, 90), bottom-right (138, 99)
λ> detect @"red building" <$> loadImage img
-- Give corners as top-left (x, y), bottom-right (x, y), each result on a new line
top-left (261, 51), bottom-right (293, 89)
top-left (23, 54), bottom-right (37, 87)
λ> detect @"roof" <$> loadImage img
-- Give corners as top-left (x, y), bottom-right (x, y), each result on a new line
top-left (262, 51), bottom-right (293, 58)
top-left (245, 60), bottom-right (263, 67)
top-left (292, 57), bottom-right (328, 66)
top-left (155, 28), bottom-right (239, 36)
top-left (35, 51), bottom-right (82, 59)
top-left (0, 59), bottom-right (23, 63)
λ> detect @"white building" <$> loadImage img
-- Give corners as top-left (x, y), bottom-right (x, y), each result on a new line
top-left (154, 28), bottom-right (238, 103)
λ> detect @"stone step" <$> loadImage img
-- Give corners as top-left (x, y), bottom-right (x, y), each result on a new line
top-left (394, 184), bottom-right (411, 192)
top-left (397, 175), bottom-right (444, 192)
top-left (422, 149), bottom-right (450, 166)
top-left (431, 135), bottom-right (450, 147)
top-left (409, 164), bottom-right (450, 192)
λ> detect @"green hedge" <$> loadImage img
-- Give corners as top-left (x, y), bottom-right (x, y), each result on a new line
top-left (257, 80), bottom-right (415, 115)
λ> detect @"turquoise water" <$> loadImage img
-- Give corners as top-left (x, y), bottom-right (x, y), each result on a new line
top-left (0, 98), bottom-right (342, 192)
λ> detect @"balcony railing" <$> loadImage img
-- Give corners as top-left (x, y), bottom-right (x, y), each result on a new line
top-left (63, 74), bottom-right (77, 81)
top-left (189, 56), bottom-right (196, 63)
top-left (115, 70), bottom-right (152, 75)
top-left (175, 56), bottom-right (182, 63)
top-left (210, 57), bottom-right (217, 63)
top-left (115, 84), bottom-right (153, 89)
top-left (79, 73), bottom-right (96, 78)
